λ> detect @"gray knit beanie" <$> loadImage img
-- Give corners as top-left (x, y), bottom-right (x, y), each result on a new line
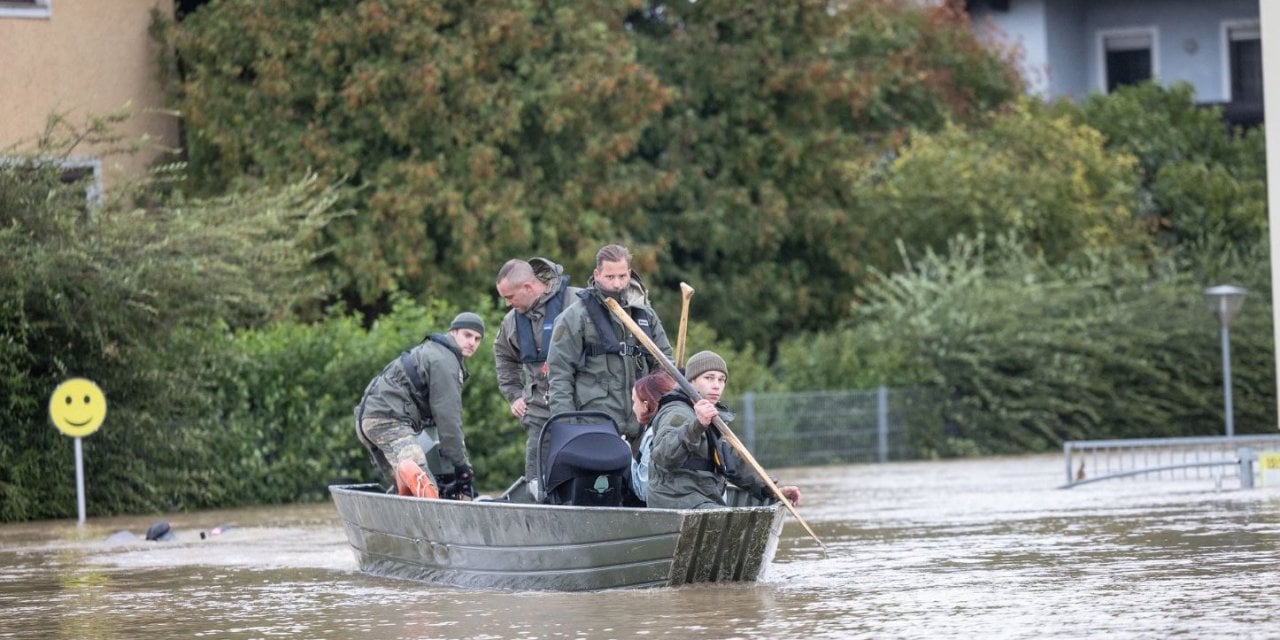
top-left (449, 311), bottom-right (485, 337)
top-left (684, 350), bottom-right (727, 382)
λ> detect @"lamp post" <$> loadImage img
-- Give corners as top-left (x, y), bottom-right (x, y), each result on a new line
top-left (1204, 285), bottom-right (1247, 437)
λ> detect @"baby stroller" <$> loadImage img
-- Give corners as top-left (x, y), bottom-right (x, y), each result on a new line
top-left (537, 411), bottom-right (632, 507)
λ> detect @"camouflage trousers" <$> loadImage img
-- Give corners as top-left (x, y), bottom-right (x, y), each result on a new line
top-left (356, 416), bottom-right (432, 488)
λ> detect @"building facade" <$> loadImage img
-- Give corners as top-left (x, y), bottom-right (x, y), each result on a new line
top-left (968, 0), bottom-right (1261, 123)
top-left (1, 0), bottom-right (180, 193)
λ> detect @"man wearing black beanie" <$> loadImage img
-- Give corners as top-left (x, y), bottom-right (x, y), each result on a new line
top-left (354, 311), bottom-right (485, 499)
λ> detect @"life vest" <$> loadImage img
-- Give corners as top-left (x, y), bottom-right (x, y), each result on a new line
top-left (578, 289), bottom-right (656, 360)
top-left (514, 275), bottom-right (570, 364)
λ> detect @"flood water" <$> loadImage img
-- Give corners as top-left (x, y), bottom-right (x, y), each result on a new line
top-left (2, 454), bottom-right (1278, 639)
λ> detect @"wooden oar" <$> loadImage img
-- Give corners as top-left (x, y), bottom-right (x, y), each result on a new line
top-left (675, 282), bottom-right (694, 367)
top-left (604, 298), bottom-right (829, 556)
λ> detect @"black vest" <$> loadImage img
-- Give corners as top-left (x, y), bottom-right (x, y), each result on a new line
top-left (397, 333), bottom-right (466, 419)
top-left (514, 275), bottom-right (570, 364)
top-left (578, 289), bottom-right (656, 359)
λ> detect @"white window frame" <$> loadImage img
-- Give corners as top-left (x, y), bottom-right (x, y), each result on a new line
top-left (61, 156), bottom-right (104, 206)
top-left (1096, 26), bottom-right (1160, 94)
top-left (1, 155), bottom-right (104, 207)
top-left (0, 0), bottom-right (52, 20)
top-left (1220, 19), bottom-right (1261, 102)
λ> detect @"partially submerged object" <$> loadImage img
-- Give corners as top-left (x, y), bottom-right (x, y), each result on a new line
top-left (144, 521), bottom-right (175, 542)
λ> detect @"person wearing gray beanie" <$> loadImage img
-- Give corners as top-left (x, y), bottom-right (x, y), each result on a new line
top-left (449, 311), bottom-right (485, 338)
top-left (643, 349), bottom-right (803, 510)
top-left (683, 350), bottom-right (726, 383)
top-left (353, 310), bottom-right (486, 500)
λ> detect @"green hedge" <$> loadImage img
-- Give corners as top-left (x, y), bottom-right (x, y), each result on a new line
top-left (198, 297), bottom-right (521, 503)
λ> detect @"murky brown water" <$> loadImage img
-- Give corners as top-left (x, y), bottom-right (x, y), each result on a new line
top-left (3, 454), bottom-right (1278, 639)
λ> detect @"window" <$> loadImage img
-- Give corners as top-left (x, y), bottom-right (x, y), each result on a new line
top-left (1099, 29), bottom-right (1157, 93)
top-left (0, 0), bottom-right (52, 19)
top-left (59, 157), bottom-right (104, 206)
top-left (1224, 21), bottom-right (1261, 103)
top-left (1, 155), bottom-right (103, 206)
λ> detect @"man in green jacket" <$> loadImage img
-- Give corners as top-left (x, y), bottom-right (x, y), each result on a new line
top-left (547, 244), bottom-right (672, 449)
top-left (493, 257), bottom-right (582, 498)
top-left (354, 312), bottom-right (484, 498)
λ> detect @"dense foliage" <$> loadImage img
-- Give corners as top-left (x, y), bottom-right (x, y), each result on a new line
top-left (775, 237), bottom-right (1274, 456)
top-left (1061, 83), bottom-right (1267, 249)
top-left (164, 0), bottom-right (670, 311)
top-left (2, 8), bottom-right (1272, 521)
top-left (0, 115), bottom-right (344, 520)
top-left (196, 298), bottom-right (517, 504)
top-left (626, 0), bottom-right (1024, 350)
top-left (161, 0), bottom-right (1024, 352)
top-left (853, 99), bottom-right (1150, 271)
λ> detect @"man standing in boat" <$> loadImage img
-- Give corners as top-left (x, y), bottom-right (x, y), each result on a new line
top-left (547, 244), bottom-right (673, 451)
top-left (354, 312), bottom-right (485, 498)
top-left (493, 257), bottom-right (582, 499)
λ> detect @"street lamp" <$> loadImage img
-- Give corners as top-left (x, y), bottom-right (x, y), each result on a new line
top-left (1204, 285), bottom-right (1247, 437)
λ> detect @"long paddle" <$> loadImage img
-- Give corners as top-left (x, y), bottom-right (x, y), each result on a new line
top-left (604, 298), bottom-right (829, 556)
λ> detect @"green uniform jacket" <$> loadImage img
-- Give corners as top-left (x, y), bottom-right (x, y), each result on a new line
top-left (646, 391), bottom-right (769, 510)
top-left (546, 277), bottom-right (672, 440)
top-left (493, 258), bottom-right (582, 423)
top-left (355, 333), bottom-right (471, 469)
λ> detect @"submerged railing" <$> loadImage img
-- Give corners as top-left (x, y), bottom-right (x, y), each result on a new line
top-left (1060, 434), bottom-right (1280, 489)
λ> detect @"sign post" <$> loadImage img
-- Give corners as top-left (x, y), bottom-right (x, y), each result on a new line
top-left (48, 378), bottom-right (107, 524)
top-left (1261, 452), bottom-right (1280, 487)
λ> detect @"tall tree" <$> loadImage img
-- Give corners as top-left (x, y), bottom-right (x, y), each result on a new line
top-left (625, 0), bottom-right (1022, 352)
top-left (1059, 82), bottom-right (1267, 250)
top-left (168, 0), bottom-right (668, 308)
top-left (166, 0), bottom-right (1022, 354)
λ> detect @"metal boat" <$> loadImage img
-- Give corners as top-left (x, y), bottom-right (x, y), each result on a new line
top-left (329, 482), bottom-right (784, 591)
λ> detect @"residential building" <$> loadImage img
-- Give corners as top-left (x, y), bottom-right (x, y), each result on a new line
top-left (1, 0), bottom-right (180, 194)
top-left (966, 0), bottom-right (1262, 125)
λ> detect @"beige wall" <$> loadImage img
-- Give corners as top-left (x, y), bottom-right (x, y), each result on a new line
top-left (0, 0), bottom-right (180, 191)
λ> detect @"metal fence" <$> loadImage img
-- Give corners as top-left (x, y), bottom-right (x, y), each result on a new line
top-left (721, 387), bottom-right (1280, 485)
top-left (1060, 434), bottom-right (1280, 489)
top-left (723, 386), bottom-right (941, 468)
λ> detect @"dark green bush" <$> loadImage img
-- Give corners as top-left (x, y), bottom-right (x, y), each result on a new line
top-left (0, 114), bottom-right (342, 521)
top-left (200, 297), bottom-right (519, 501)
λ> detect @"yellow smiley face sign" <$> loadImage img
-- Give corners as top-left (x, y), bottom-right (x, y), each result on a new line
top-left (49, 378), bottom-right (107, 438)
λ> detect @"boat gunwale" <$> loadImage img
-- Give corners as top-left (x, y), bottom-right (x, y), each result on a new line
top-left (328, 482), bottom-right (781, 517)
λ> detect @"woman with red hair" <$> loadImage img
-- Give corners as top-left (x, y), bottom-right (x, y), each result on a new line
top-left (629, 371), bottom-right (676, 503)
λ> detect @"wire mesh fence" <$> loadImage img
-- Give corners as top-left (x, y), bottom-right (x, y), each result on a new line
top-left (722, 386), bottom-right (943, 468)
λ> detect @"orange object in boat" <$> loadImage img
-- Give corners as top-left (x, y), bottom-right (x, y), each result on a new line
top-left (395, 460), bottom-right (439, 499)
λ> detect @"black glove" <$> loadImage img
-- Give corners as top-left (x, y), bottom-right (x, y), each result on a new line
top-left (443, 464), bottom-right (475, 500)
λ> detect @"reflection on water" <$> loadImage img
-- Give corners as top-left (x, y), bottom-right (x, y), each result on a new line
top-left (2, 455), bottom-right (1278, 639)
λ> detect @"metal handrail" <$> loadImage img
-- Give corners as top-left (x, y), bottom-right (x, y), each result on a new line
top-left (1058, 460), bottom-right (1235, 489)
top-left (1061, 434), bottom-right (1280, 488)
